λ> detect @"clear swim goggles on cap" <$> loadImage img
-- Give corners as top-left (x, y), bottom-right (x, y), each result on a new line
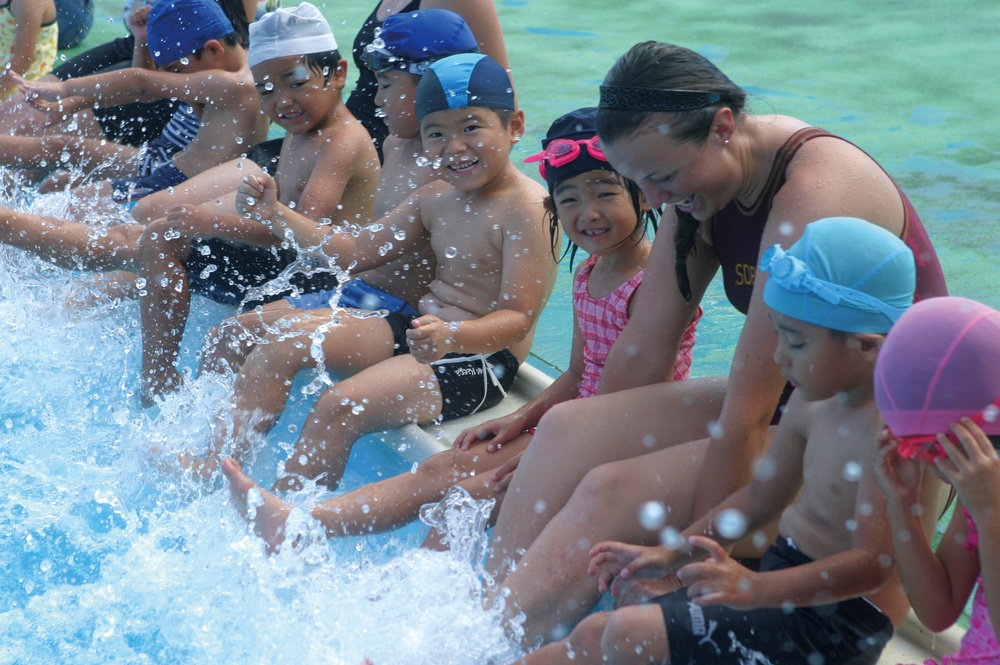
top-left (361, 40), bottom-right (431, 75)
top-left (759, 244), bottom-right (907, 323)
top-left (890, 396), bottom-right (1000, 462)
top-left (523, 135), bottom-right (607, 179)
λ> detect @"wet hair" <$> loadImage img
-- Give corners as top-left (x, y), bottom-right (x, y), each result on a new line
top-left (596, 41), bottom-right (747, 301)
top-left (546, 170), bottom-right (657, 270)
top-left (304, 50), bottom-right (343, 85)
top-left (217, 0), bottom-right (251, 47)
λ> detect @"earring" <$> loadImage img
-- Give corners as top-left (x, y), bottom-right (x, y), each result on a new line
top-left (723, 138), bottom-right (730, 145)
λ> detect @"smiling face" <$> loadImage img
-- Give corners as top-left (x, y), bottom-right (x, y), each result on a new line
top-left (551, 170), bottom-right (642, 257)
top-left (252, 55), bottom-right (345, 135)
top-left (601, 115), bottom-right (738, 222)
top-left (418, 107), bottom-right (523, 191)
top-left (375, 69), bottom-right (421, 139)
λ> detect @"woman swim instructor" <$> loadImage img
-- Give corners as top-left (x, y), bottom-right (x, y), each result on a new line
top-left (482, 40), bottom-right (948, 647)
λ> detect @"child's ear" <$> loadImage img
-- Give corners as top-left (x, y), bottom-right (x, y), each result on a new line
top-left (637, 191), bottom-right (652, 212)
top-left (508, 108), bottom-right (526, 140)
top-left (202, 39), bottom-right (226, 62)
top-left (330, 58), bottom-right (349, 88)
top-left (854, 333), bottom-right (884, 358)
top-left (543, 195), bottom-right (556, 215)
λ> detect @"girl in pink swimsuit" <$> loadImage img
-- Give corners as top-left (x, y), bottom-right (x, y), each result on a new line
top-left (874, 297), bottom-right (1000, 665)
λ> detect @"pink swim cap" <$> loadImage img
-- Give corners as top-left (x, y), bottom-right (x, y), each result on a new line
top-left (875, 297), bottom-right (1000, 436)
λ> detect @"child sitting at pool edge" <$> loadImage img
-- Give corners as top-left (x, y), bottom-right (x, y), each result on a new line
top-left (524, 217), bottom-right (937, 665)
top-left (219, 107), bottom-right (700, 550)
top-left (135, 1), bottom-right (381, 403)
top-left (213, 53), bottom-right (555, 494)
top-left (197, 8), bottom-right (485, 381)
top-left (874, 297), bottom-right (1000, 664)
top-left (10, 0), bottom-right (267, 209)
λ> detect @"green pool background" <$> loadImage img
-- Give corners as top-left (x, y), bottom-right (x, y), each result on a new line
top-left (70, 0), bottom-right (1000, 377)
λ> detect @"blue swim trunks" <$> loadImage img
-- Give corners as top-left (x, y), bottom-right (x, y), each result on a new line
top-left (285, 279), bottom-right (418, 317)
top-left (110, 161), bottom-right (187, 203)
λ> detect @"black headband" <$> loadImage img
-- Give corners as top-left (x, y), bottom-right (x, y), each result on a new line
top-left (598, 86), bottom-right (722, 112)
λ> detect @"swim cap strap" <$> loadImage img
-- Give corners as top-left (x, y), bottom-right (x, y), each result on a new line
top-left (760, 244), bottom-right (908, 324)
top-left (598, 86), bottom-right (722, 112)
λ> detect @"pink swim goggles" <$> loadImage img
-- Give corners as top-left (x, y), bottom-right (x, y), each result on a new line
top-left (523, 135), bottom-right (607, 179)
top-left (890, 395), bottom-right (1000, 462)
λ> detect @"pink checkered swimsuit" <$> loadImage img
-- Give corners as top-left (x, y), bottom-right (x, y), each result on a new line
top-left (908, 507), bottom-right (1000, 665)
top-left (574, 255), bottom-right (699, 399)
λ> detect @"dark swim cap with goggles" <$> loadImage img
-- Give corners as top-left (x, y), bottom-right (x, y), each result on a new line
top-left (524, 107), bottom-right (615, 189)
top-left (361, 9), bottom-right (479, 75)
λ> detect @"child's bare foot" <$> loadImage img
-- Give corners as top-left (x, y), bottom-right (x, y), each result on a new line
top-left (141, 366), bottom-right (182, 408)
top-left (222, 458), bottom-right (291, 554)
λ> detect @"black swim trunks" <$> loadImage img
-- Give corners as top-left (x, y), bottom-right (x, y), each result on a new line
top-left (383, 312), bottom-right (520, 421)
top-left (186, 239), bottom-right (338, 307)
top-left (655, 537), bottom-right (893, 665)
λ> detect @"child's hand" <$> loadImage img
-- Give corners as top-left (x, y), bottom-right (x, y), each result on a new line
top-left (15, 72), bottom-right (67, 103)
top-left (676, 535), bottom-right (758, 609)
top-left (406, 315), bottom-right (455, 364)
top-left (453, 411), bottom-right (531, 452)
top-left (588, 541), bottom-right (676, 594)
top-left (28, 95), bottom-right (91, 125)
top-left (937, 418), bottom-right (1000, 524)
top-left (874, 428), bottom-right (922, 507)
top-left (237, 174), bottom-right (280, 232)
top-left (491, 452), bottom-right (522, 492)
top-left (127, 5), bottom-right (152, 45)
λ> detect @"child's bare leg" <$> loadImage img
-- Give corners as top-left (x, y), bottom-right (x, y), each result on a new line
top-left (495, 441), bottom-right (708, 648)
top-left (311, 431), bottom-right (531, 537)
top-left (0, 204), bottom-right (144, 270)
top-left (222, 457), bottom-right (292, 553)
top-left (199, 301), bottom-right (295, 376)
top-left (130, 158), bottom-right (263, 224)
top-left (276, 354), bottom-right (444, 490)
top-left (224, 313), bottom-right (400, 462)
top-left (516, 611), bottom-right (612, 665)
top-left (600, 605), bottom-right (669, 664)
top-left (138, 217), bottom-right (197, 404)
top-left (486, 377), bottom-right (727, 579)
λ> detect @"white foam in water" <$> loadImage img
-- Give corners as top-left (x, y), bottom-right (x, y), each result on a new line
top-left (0, 179), bottom-right (521, 664)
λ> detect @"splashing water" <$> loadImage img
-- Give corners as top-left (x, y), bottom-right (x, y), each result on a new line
top-left (0, 183), bottom-right (522, 664)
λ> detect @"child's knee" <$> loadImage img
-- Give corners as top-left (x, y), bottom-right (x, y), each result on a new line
top-left (600, 606), bottom-right (665, 664)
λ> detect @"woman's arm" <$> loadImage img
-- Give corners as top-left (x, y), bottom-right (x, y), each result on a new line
top-left (598, 211), bottom-right (715, 393)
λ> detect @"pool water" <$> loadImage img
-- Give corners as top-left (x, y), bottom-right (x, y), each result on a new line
top-left (2, 0), bottom-right (998, 662)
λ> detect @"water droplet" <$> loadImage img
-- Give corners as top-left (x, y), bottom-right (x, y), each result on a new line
top-left (842, 460), bottom-right (862, 481)
top-left (715, 508), bottom-right (748, 539)
top-left (444, 246), bottom-right (458, 259)
top-left (533, 500), bottom-right (547, 514)
top-left (638, 501), bottom-right (667, 530)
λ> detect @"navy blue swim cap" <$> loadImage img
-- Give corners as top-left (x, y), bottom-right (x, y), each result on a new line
top-left (364, 9), bottom-right (479, 75)
top-left (414, 53), bottom-right (514, 123)
top-left (148, 0), bottom-right (234, 68)
top-left (530, 107), bottom-right (614, 189)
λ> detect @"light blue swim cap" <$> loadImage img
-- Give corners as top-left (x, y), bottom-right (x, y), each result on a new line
top-left (760, 217), bottom-right (915, 333)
